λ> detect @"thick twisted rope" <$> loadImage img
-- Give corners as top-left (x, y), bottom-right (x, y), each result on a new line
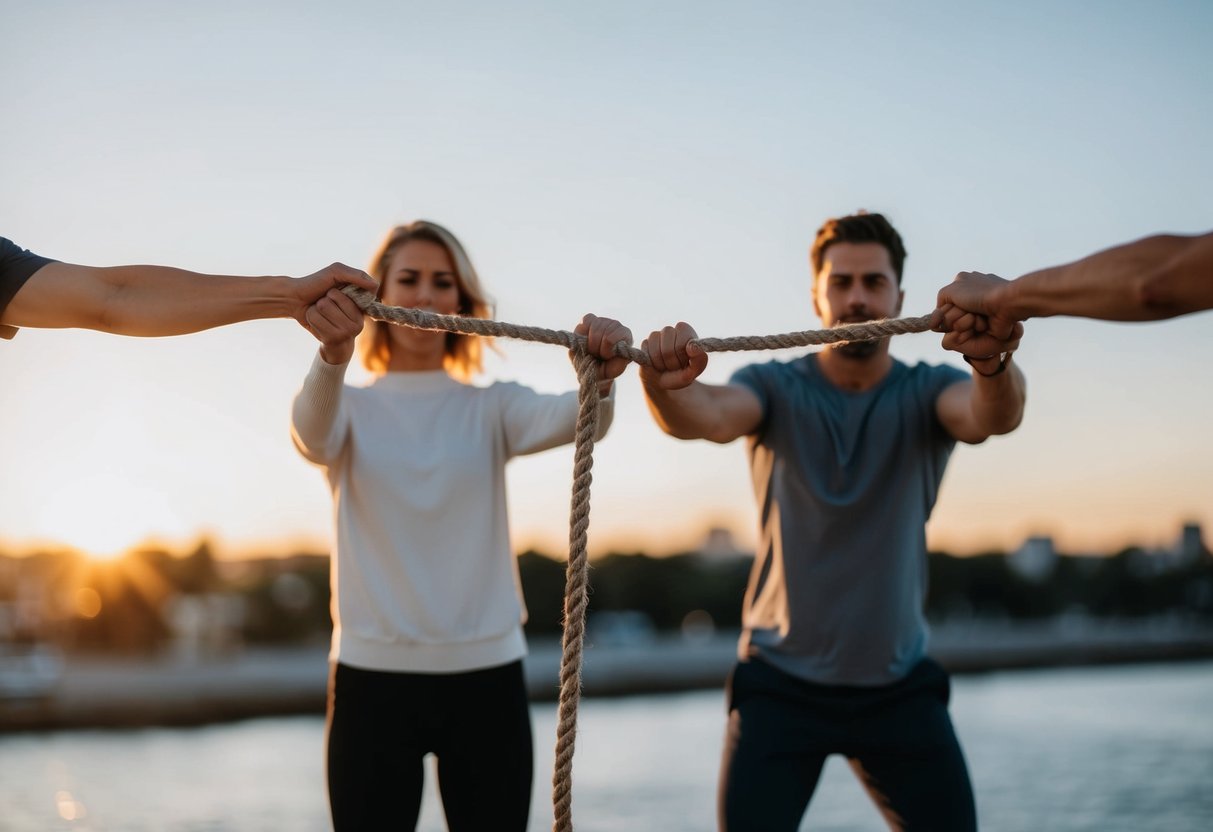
top-left (342, 286), bottom-right (931, 831)
top-left (552, 351), bottom-right (599, 830)
top-left (341, 288), bottom-right (931, 363)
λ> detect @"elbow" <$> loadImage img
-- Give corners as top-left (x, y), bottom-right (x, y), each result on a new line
top-left (680, 414), bottom-right (739, 443)
top-left (63, 284), bottom-right (124, 334)
top-left (289, 425), bottom-right (317, 459)
top-left (983, 408), bottom-right (1025, 441)
top-left (1132, 235), bottom-right (1193, 320)
top-left (704, 426), bottom-right (741, 445)
top-left (91, 271), bottom-right (139, 334)
top-left (994, 413), bottom-right (1025, 438)
top-left (94, 281), bottom-right (123, 331)
top-left (662, 424), bottom-right (700, 441)
top-left (659, 422), bottom-right (717, 443)
top-left (961, 404), bottom-right (1025, 445)
top-left (1134, 272), bottom-right (1184, 320)
top-left (290, 408), bottom-right (329, 463)
top-left (290, 429), bottom-right (330, 466)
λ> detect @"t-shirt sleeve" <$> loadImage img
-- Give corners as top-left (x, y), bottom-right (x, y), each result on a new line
top-left (920, 362), bottom-right (971, 439)
top-left (928, 362), bottom-right (970, 396)
top-left (728, 362), bottom-right (772, 429)
top-left (0, 237), bottom-right (57, 339)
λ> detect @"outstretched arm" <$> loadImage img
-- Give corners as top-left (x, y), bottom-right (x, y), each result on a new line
top-left (1, 260), bottom-right (376, 337)
top-left (1007, 232), bottom-right (1213, 320)
top-left (933, 232), bottom-right (1213, 348)
top-left (639, 322), bottom-right (763, 444)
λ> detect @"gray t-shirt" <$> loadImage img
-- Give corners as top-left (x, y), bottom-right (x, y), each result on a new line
top-left (1, 237), bottom-right (55, 339)
top-left (730, 353), bottom-right (967, 686)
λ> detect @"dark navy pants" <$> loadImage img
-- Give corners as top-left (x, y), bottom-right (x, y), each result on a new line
top-left (326, 660), bottom-right (533, 832)
top-left (719, 657), bottom-right (977, 831)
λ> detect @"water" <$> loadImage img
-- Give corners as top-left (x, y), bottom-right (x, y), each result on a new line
top-left (2, 661), bottom-right (1211, 831)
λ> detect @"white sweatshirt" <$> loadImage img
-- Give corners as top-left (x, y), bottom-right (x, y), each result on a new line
top-left (291, 353), bottom-right (615, 673)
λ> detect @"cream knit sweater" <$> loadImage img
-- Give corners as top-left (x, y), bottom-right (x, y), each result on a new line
top-left (291, 353), bottom-right (615, 673)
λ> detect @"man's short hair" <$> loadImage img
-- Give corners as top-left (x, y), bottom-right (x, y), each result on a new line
top-left (810, 212), bottom-right (907, 284)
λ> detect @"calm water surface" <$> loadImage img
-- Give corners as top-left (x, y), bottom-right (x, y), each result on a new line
top-left (2, 661), bottom-right (1210, 831)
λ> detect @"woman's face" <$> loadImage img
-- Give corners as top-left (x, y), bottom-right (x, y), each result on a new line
top-left (380, 239), bottom-right (464, 365)
top-left (382, 239), bottom-right (463, 312)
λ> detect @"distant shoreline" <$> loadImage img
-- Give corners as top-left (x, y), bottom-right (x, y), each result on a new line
top-left (3, 620), bottom-right (1212, 733)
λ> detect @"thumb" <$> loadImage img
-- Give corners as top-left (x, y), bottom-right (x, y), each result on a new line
top-left (687, 343), bottom-right (709, 377)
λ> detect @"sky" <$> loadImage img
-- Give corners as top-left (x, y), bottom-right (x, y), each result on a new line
top-left (2, 0), bottom-right (1211, 561)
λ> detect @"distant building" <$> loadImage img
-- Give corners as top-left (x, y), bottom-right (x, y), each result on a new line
top-left (698, 526), bottom-right (747, 560)
top-left (1177, 522), bottom-right (1209, 564)
top-left (1127, 521), bottom-right (1209, 575)
top-left (1011, 535), bottom-right (1057, 582)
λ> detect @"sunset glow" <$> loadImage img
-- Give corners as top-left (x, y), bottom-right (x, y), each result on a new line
top-left (31, 471), bottom-right (187, 561)
top-left (2, 2), bottom-right (1210, 562)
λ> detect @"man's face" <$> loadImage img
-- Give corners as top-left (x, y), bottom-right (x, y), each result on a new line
top-left (813, 242), bottom-right (905, 358)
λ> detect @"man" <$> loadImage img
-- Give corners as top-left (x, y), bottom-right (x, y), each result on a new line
top-left (934, 230), bottom-right (1213, 355)
top-left (640, 212), bottom-right (1026, 831)
top-left (0, 236), bottom-right (376, 341)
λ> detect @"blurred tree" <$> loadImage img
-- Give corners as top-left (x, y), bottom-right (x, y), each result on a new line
top-left (518, 550), bottom-right (568, 636)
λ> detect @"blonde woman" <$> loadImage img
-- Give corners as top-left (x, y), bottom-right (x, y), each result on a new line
top-left (291, 221), bottom-right (631, 831)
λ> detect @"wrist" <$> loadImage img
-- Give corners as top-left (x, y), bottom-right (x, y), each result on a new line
top-left (997, 274), bottom-right (1038, 321)
top-left (272, 275), bottom-right (301, 319)
top-left (963, 352), bottom-right (1011, 377)
top-left (319, 341), bottom-right (354, 365)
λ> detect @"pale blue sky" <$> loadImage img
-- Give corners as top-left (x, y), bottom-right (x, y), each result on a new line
top-left (2, 0), bottom-right (1211, 558)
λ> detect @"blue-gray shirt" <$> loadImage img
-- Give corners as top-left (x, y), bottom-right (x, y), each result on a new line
top-left (1, 237), bottom-right (55, 339)
top-left (730, 353), bottom-right (967, 686)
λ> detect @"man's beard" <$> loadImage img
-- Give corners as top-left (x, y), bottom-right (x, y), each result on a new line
top-left (830, 313), bottom-right (885, 359)
top-left (833, 338), bottom-right (882, 359)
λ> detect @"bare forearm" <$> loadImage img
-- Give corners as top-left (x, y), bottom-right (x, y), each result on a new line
top-left (1002, 233), bottom-right (1213, 322)
top-left (642, 379), bottom-right (728, 442)
top-left (969, 361), bottom-right (1026, 437)
top-left (111, 266), bottom-right (296, 334)
top-left (11, 263), bottom-right (295, 336)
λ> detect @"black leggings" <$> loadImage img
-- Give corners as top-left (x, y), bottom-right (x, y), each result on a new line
top-left (719, 658), bottom-right (977, 832)
top-left (326, 660), bottom-right (533, 832)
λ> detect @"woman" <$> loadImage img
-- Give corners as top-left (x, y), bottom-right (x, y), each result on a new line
top-left (291, 220), bottom-right (631, 831)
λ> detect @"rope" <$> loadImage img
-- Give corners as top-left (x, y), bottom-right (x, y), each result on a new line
top-left (552, 351), bottom-right (599, 830)
top-left (341, 287), bottom-right (932, 363)
top-left (341, 286), bottom-right (932, 831)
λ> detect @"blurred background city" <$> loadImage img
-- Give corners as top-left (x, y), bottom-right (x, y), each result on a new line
top-left (2, 522), bottom-right (1212, 693)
